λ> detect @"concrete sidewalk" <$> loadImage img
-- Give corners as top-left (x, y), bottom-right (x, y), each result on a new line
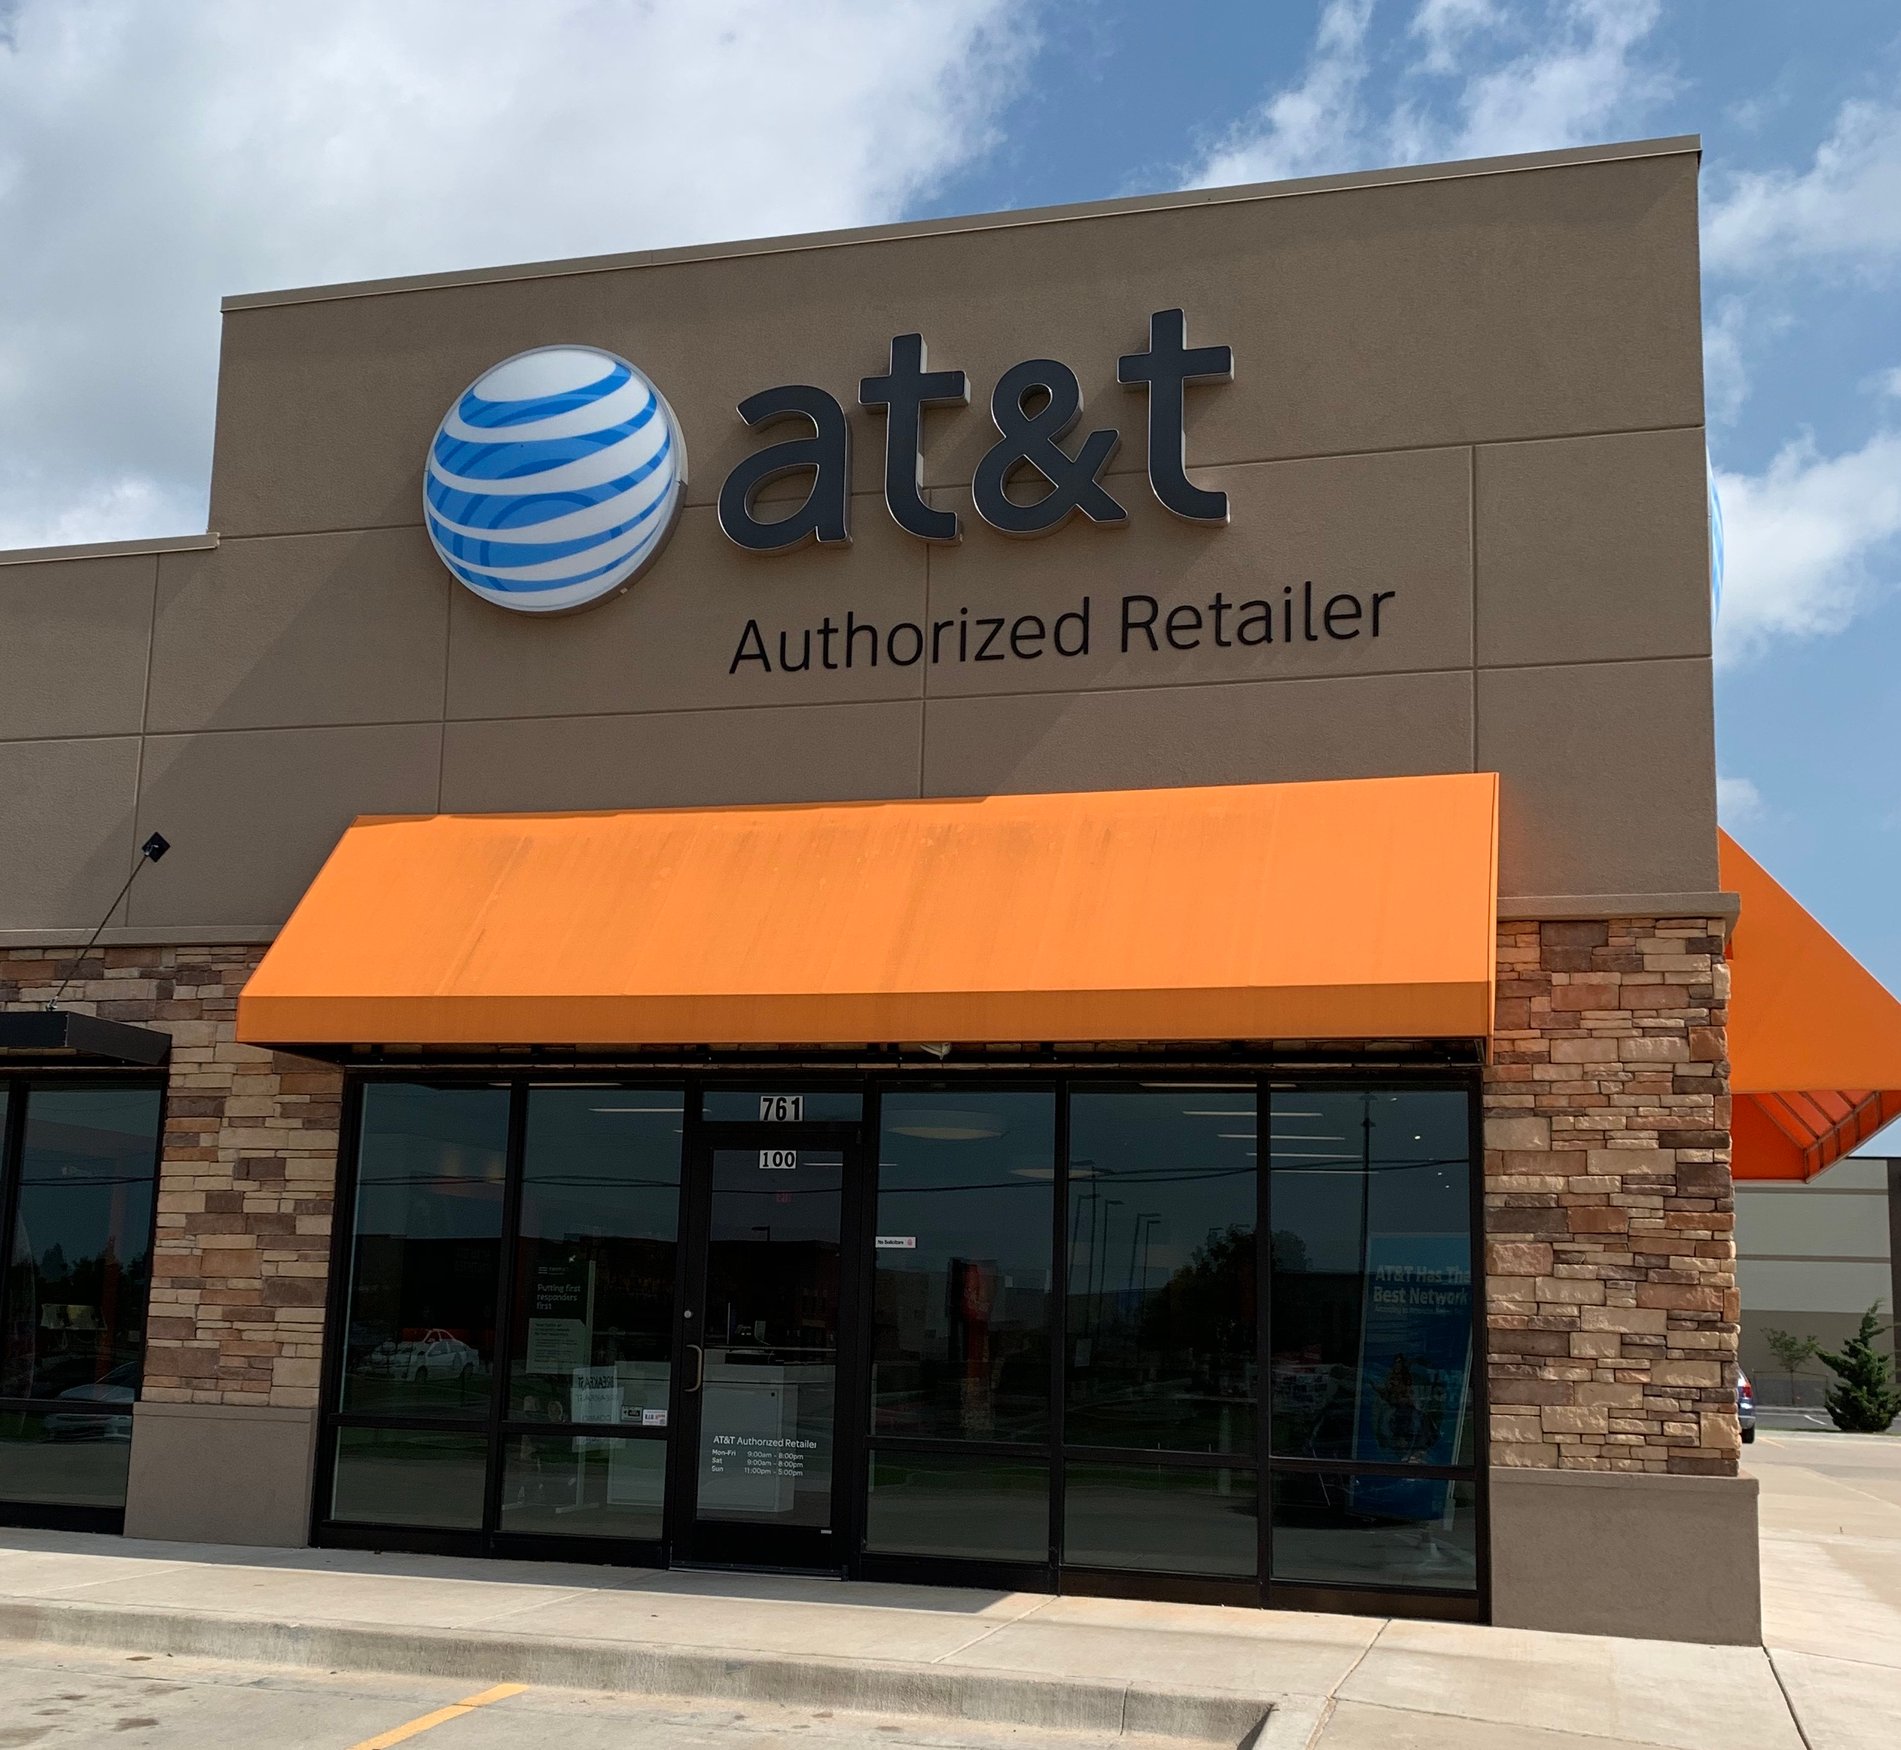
top-left (0, 1430), bottom-right (1888, 1748)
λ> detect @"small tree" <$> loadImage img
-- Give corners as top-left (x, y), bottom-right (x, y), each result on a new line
top-left (1762, 1326), bottom-right (1820, 1399)
top-left (1818, 1302), bottom-right (1901, 1434)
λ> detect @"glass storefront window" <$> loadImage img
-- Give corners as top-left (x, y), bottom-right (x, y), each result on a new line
top-left (1, 1086), bottom-right (162, 1401)
top-left (339, 1083), bottom-right (509, 1417)
top-left (331, 1427), bottom-right (488, 1529)
top-left (1065, 1087), bottom-right (1257, 1454)
top-left (314, 1072), bottom-right (1480, 1606)
top-left (866, 1452), bottom-right (1048, 1564)
top-left (508, 1088), bottom-right (683, 1426)
top-left (1268, 1090), bottom-right (1475, 1466)
top-left (500, 1434), bottom-right (665, 1540)
top-left (1271, 1472), bottom-right (1478, 1591)
top-left (0, 1407), bottom-right (134, 1508)
top-left (1064, 1462), bottom-right (1258, 1577)
top-left (871, 1089), bottom-right (1055, 1442)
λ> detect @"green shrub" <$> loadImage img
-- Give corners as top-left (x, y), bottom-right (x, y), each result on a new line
top-left (1818, 1303), bottom-right (1901, 1434)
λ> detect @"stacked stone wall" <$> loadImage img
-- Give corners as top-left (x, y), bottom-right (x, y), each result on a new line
top-left (0, 945), bottom-right (339, 1409)
top-left (1484, 917), bottom-right (1739, 1476)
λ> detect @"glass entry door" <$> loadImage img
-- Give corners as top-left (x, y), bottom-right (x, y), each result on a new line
top-left (672, 1134), bottom-right (857, 1568)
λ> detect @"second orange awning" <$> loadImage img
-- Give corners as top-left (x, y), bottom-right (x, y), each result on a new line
top-left (237, 774), bottom-right (1499, 1049)
top-left (1724, 830), bottom-right (1901, 1180)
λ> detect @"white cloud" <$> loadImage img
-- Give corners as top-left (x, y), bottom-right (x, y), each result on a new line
top-left (0, 0), bottom-right (1030, 548)
top-left (1874, 366), bottom-right (1901, 399)
top-left (1716, 775), bottom-right (1764, 827)
top-left (1445, 0), bottom-right (1668, 160)
top-left (1713, 425), bottom-right (1901, 666)
top-left (1189, 0), bottom-right (1668, 190)
top-left (1410, 0), bottom-right (1503, 77)
top-left (1193, 0), bottom-right (1375, 188)
top-left (1702, 298), bottom-right (1751, 428)
top-left (1704, 99), bottom-right (1901, 277)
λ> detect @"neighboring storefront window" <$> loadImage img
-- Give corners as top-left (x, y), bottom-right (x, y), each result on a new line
top-left (0, 1080), bottom-right (164, 1522)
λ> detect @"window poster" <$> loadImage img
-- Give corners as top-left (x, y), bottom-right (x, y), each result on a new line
top-left (525, 1257), bottom-right (593, 1374)
top-left (571, 1363), bottom-right (622, 1449)
top-left (1350, 1233), bottom-right (1472, 1521)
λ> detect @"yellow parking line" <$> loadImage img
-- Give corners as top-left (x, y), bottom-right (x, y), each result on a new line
top-left (346, 1683), bottom-right (528, 1749)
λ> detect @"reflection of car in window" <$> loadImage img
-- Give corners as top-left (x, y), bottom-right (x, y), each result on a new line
top-left (44, 1359), bottom-right (140, 1442)
top-left (367, 1328), bottom-right (480, 1383)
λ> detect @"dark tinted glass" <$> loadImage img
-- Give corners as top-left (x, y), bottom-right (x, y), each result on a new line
top-left (1064, 1463), bottom-right (1257, 1577)
top-left (1271, 1472), bottom-right (1478, 1591)
top-left (0, 1407), bottom-right (133, 1507)
top-left (330, 1427), bottom-right (488, 1529)
top-left (1269, 1090), bottom-right (1474, 1464)
top-left (696, 1148), bottom-right (841, 1531)
top-left (866, 1453), bottom-right (1048, 1564)
top-left (2, 1086), bottom-right (161, 1398)
top-left (871, 1090), bottom-right (1055, 1441)
top-left (500, 1434), bottom-right (665, 1540)
top-left (1066, 1088), bottom-right (1257, 1453)
top-left (509, 1088), bottom-right (682, 1425)
top-left (340, 1084), bottom-right (508, 1417)
top-left (702, 1089), bottom-right (863, 1122)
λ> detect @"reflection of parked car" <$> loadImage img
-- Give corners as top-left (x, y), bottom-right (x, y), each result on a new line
top-left (45, 1361), bottom-right (138, 1442)
top-left (1737, 1368), bottom-right (1756, 1444)
top-left (366, 1329), bottom-right (480, 1383)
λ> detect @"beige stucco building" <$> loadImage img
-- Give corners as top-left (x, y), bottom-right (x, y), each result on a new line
top-left (11, 133), bottom-right (1889, 1645)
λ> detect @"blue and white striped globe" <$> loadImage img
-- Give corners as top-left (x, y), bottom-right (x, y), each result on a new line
top-left (424, 345), bottom-right (687, 613)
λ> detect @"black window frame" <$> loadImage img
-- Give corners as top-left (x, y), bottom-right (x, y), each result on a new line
top-left (0, 1068), bottom-right (168, 1533)
top-left (314, 1064), bottom-right (1486, 1621)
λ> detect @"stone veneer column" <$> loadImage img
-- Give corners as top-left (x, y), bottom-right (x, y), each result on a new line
top-left (1, 945), bottom-right (342, 1545)
top-left (1482, 918), bottom-right (1760, 1644)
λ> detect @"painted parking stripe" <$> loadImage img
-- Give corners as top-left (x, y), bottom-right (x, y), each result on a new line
top-left (346, 1683), bottom-right (528, 1749)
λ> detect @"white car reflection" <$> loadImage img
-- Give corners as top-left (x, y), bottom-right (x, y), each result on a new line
top-left (362, 1329), bottom-right (481, 1383)
top-left (44, 1361), bottom-right (138, 1442)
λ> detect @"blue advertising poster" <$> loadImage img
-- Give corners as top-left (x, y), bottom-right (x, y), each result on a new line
top-left (1349, 1234), bottom-right (1472, 1520)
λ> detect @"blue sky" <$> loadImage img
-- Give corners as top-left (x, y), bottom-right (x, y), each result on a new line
top-left (2, 0), bottom-right (1898, 1001)
top-left (914, 1), bottom-right (1901, 997)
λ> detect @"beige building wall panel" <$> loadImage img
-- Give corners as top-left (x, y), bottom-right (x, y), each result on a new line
top-left (920, 450), bottom-right (1472, 699)
top-left (147, 532), bottom-right (452, 734)
top-left (1476, 658), bottom-right (1717, 898)
top-left (206, 149), bottom-right (1701, 540)
top-left (445, 499), bottom-right (926, 722)
top-left (440, 699), bottom-right (923, 815)
top-left (1477, 429), bottom-right (1712, 667)
top-left (1736, 1190), bottom-right (1893, 1258)
top-left (1738, 1259), bottom-right (1894, 1315)
top-left (0, 736), bottom-right (143, 929)
top-left (0, 554), bottom-right (155, 740)
top-left (920, 670), bottom-right (1474, 799)
top-left (127, 723), bottom-right (443, 929)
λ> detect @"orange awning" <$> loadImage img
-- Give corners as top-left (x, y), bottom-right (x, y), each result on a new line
top-left (237, 774), bottom-right (1499, 1050)
top-left (1723, 830), bottom-right (1901, 1180)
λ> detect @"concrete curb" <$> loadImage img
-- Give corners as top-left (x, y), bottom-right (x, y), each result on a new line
top-left (0, 1598), bottom-right (1279, 1746)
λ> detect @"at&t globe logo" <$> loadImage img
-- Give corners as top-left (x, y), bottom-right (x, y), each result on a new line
top-left (424, 345), bottom-right (687, 614)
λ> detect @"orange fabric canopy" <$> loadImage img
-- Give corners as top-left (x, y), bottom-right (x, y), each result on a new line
top-left (1723, 830), bottom-right (1901, 1180)
top-left (237, 774), bottom-right (1499, 1049)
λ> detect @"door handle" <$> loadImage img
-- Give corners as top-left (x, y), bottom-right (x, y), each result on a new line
top-left (685, 1342), bottom-right (704, 1393)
